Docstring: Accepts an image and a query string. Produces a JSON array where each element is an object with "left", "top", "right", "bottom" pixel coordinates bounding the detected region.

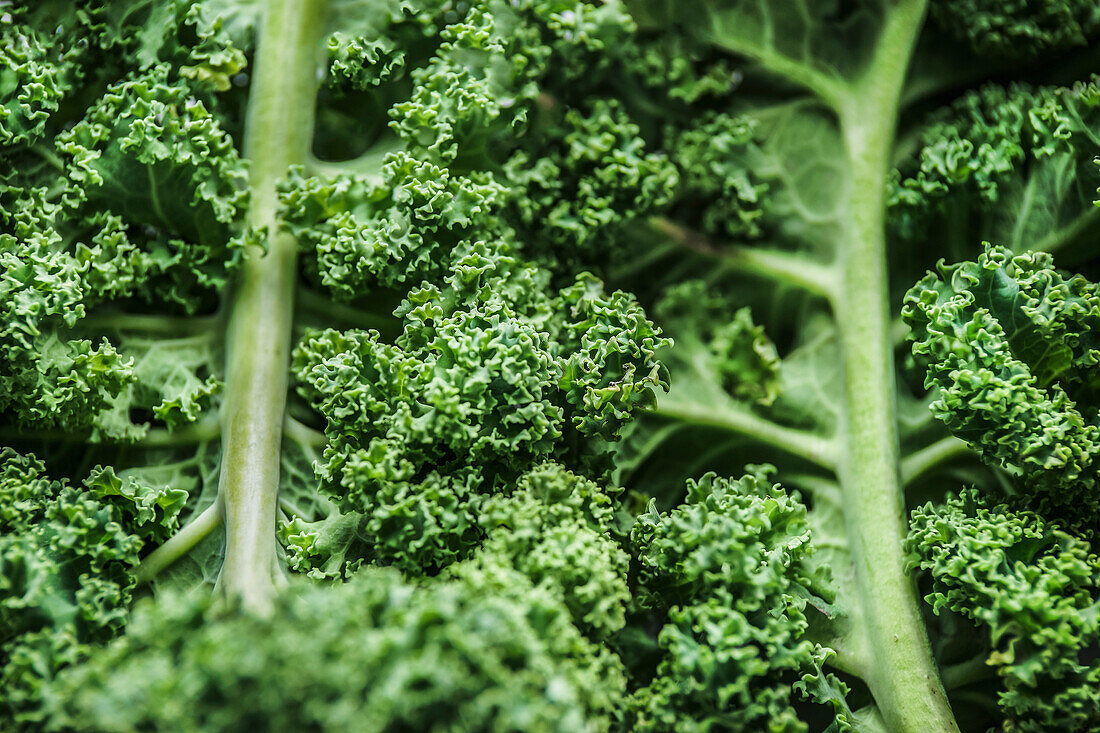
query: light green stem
[
  {"left": 832, "top": 1, "right": 958, "bottom": 730},
  {"left": 1034, "top": 205, "right": 1100, "bottom": 256},
  {"left": 216, "top": 0, "right": 327, "bottom": 614},
  {"left": 709, "top": 32, "right": 847, "bottom": 110},
  {"left": 79, "top": 312, "right": 220, "bottom": 336},
  {"left": 283, "top": 415, "right": 326, "bottom": 449},
  {"left": 650, "top": 217, "right": 839, "bottom": 298},
  {"left": 135, "top": 501, "right": 223, "bottom": 585},
  {"left": 653, "top": 399, "right": 836, "bottom": 470},
  {"left": 901, "top": 434, "right": 971, "bottom": 485}
]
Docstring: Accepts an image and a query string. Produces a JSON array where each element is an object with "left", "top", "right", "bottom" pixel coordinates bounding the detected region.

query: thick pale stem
[
  {"left": 832, "top": 1, "right": 959, "bottom": 730},
  {"left": 216, "top": 0, "right": 327, "bottom": 614}
]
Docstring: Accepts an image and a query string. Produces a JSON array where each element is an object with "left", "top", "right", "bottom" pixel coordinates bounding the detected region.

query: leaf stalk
[
  {"left": 830, "top": 1, "right": 959, "bottom": 730},
  {"left": 215, "top": 0, "right": 328, "bottom": 615}
]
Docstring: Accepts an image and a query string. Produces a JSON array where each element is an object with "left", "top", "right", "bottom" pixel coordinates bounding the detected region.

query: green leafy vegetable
[
  {"left": 908, "top": 490, "right": 1100, "bottom": 731},
  {"left": 48, "top": 567, "right": 621, "bottom": 732},
  {"left": 928, "top": 0, "right": 1100, "bottom": 56},
  {"left": 627, "top": 468, "right": 848, "bottom": 732},
  {"left": 0, "top": 448, "right": 183, "bottom": 724},
  {"left": 904, "top": 245, "right": 1100, "bottom": 525},
  {"left": 3, "top": 0, "right": 1100, "bottom": 731}
]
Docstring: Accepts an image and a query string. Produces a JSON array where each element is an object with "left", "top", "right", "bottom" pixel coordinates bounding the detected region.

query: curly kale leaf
[
  {"left": 626, "top": 467, "right": 847, "bottom": 732},
  {"left": 0, "top": 447, "right": 184, "bottom": 726},
  {"left": 278, "top": 156, "right": 508, "bottom": 297},
  {"left": 654, "top": 282, "right": 786, "bottom": 409},
  {"left": 0, "top": 20, "right": 70, "bottom": 147},
  {"left": 57, "top": 65, "right": 250, "bottom": 305},
  {"left": 904, "top": 245, "right": 1100, "bottom": 522},
  {"left": 664, "top": 111, "right": 768, "bottom": 242},
  {"left": 1, "top": 46, "right": 247, "bottom": 436},
  {"left": 908, "top": 490, "right": 1100, "bottom": 731},
  {"left": 47, "top": 566, "right": 623, "bottom": 732},
  {"left": 466, "top": 462, "right": 630, "bottom": 640},
  {"left": 890, "top": 78, "right": 1100, "bottom": 255},
  {"left": 287, "top": 0, "right": 678, "bottom": 289},
  {"left": 929, "top": 0, "right": 1100, "bottom": 56},
  {"left": 6, "top": 0, "right": 248, "bottom": 91},
  {"left": 503, "top": 99, "right": 678, "bottom": 269},
  {"left": 290, "top": 242, "right": 668, "bottom": 575}
]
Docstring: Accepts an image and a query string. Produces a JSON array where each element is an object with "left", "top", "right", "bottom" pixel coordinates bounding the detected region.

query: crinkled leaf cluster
[
  {"left": 289, "top": 242, "right": 669, "bottom": 575},
  {"left": 280, "top": 0, "right": 680, "bottom": 292},
  {"left": 904, "top": 245, "right": 1100, "bottom": 524},
  {"left": 929, "top": 0, "right": 1100, "bottom": 56},
  {"left": 626, "top": 467, "right": 847, "bottom": 732},
  {"left": 890, "top": 78, "right": 1100, "bottom": 248},
  {"left": 465, "top": 462, "right": 631, "bottom": 641},
  {"left": 1, "top": 8, "right": 250, "bottom": 439},
  {"left": 0, "top": 447, "right": 183, "bottom": 725},
  {"left": 664, "top": 111, "right": 768, "bottom": 242},
  {"left": 908, "top": 490, "right": 1100, "bottom": 731},
  {"left": 47, "top": 565, "right": 622, "bottom": 732}
]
